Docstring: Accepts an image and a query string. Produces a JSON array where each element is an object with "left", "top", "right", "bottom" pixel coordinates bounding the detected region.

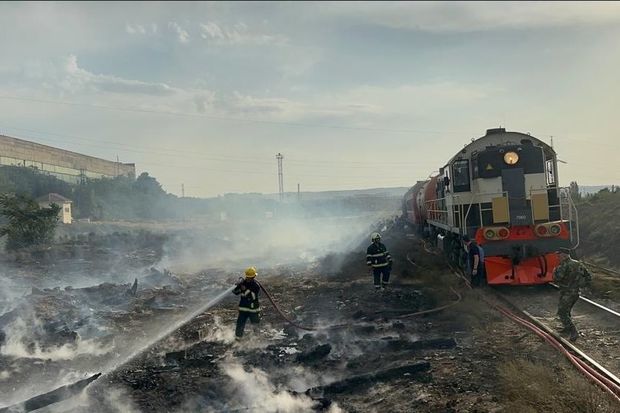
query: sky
[{"left": 0, "top": 1, "right": 619, "bottom": 198}]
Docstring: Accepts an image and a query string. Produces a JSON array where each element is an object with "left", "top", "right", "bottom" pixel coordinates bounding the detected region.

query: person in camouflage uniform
[{"left": 553, "top": 248, "right": 592, "bottom": 342}]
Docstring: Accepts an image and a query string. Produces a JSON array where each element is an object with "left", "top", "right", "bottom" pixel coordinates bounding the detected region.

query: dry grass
[
  {"left": 591, "top": 272, "right": 620, "bottom": 301},
  {"left": 498, "top": 359, "right": 620, "bottom": 413}
]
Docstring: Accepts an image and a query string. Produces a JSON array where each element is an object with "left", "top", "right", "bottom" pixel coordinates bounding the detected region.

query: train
[{"left": 403, "top": 128, "right": 579, "bottom": 285}]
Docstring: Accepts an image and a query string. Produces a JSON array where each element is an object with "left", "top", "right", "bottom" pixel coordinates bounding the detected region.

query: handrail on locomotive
[{"left": 424, "top": 187, "right": 579, "bottom": 249}]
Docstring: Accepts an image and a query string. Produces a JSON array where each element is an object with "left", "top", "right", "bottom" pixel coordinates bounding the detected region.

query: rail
[
  {"left": 560, "top": 187, "right": 580, "bottom": 249},
  {"left": 421, "top": 240, "right": 620, "bottom": 402},
  {"left": 548, "top": 282, "right": 620, "bottom": 319}
]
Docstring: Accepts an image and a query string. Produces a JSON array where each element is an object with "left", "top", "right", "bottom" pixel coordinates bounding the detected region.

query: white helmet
[{"left": 371, "top": 232, "right": 381, "bottom": 242}]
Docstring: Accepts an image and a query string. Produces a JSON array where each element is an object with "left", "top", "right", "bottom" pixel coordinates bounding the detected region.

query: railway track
[
  {"left": 419, "top": 239, "right": 620, "bottom": 403},
  {"left": 494, "top": 283, "right": 620, "bottom": 391}
]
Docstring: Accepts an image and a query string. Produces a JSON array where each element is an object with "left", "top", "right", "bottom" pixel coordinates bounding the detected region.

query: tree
[
  {"left": 0, "top": 193, "right": 60, "bottom": 251},
  {"left": 134, "top": 172, "right": 164, "bottom": 196},
  {"left": 569, "top": 181, "right": 580, "bottom": 200}
]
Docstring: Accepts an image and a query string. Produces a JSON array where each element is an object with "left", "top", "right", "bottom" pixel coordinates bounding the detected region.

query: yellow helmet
[{"left": 244, "top": 267, "right": 258, "bottom": 278}]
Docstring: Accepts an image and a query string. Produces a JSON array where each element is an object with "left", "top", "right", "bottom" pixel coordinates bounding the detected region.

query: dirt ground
[
  {"left": 1, "top": 224, "right": 619, "bottom": 412},
  {"left": 70, "top": 227, "right": 620, "bottom": 412}
]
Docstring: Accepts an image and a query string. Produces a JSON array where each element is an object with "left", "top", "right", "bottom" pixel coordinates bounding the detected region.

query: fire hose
[
  {"left": 254, "top": 260, "right": 462, "bottom": 331},
  {"left": 436, "top": 251, "right": 620, "bottom": 404},
  {"left": 418, "top": 238, "right": 620, "bottom": 402},
  {"left": 256, "top": 281, "right": 317, "bottom": 331}
]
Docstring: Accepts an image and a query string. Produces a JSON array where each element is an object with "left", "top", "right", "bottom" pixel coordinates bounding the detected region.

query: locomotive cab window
[
  {"left": 452, "top": 159, "right": 471, "bottom": 192},
  {"left": 545, "top": 159, "right": 555, "bottom": 185}
]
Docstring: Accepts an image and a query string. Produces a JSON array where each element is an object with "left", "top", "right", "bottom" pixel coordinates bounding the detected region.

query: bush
[{"left": 0, "top": 193, "right": 60, "bottom": 251}]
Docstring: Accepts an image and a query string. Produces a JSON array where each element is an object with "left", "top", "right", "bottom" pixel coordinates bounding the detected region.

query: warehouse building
[{"left": 0, "top": 134, "right": 135, "bottom": 184}]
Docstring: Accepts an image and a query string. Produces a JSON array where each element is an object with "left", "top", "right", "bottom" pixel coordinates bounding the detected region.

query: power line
[
  {"left": 0, "top": 124, "right": 442, "bottom": 167},
  {"left": 0, "top": 94, "right": 459, "bottom": 135}
]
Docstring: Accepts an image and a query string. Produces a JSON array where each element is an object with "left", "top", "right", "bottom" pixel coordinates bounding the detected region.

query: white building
[{"left": 36, "top": 193, "right": 72, "bottom": 224}]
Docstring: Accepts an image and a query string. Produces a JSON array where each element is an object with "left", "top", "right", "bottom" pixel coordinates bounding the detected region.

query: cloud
[
  {"left": 214, "top": 81, "right": 493, "bottom": 123},
  {"left": 168, "top": 21, "right": 190, "bottom": 43},
  {"left": 320, "top": 1, "right": 620, "bottom": 32},
  {"left": 193, "top": 93, "right": 216, "bottom": 113},
  {"left": 126, "top": 23, "right": 157, "bottom": 35},
  {"left": 125, "top": 23, "right": 146, "bottom": 35},
  {"left": 199, "top": 21, "right": 287, "bottom": 45},
  {"left": 61, "top": 55, "right": 177, "bottom": 96},
  {"left": 333, "top": 81, "right": 496, "bottom": 116}
]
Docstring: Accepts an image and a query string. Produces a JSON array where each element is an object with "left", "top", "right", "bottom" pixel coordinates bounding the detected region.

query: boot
[{"left": 569, "top": 327, "right": 579, "bottom": 342}]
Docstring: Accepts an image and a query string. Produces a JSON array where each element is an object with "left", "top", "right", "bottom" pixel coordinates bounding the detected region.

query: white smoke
[
  {"left": 0, "top": 316, "right": 112, "bottom": 361},
  {"left": 0, "top": 273, "right": 29, "bottom": 314},
  {"left": 44, "top": 386, "right": 142, "bottom": 413},
  {"left": 156, "top": 215, "right": 376, "bottom": 274},
  {"left": 222, "top": 360, "right": 344, "bottom": 413},
  {"left": 197, "top": 315, "right": 236, "bottom": 344}
]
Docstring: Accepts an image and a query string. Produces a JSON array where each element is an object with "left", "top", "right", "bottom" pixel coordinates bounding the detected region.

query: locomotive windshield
[
  {"left": 476, "top": 146, "right": 544, "bottom": 179},
  {"left": 452, "top": 159, "right": 471, "bottom": 192}
]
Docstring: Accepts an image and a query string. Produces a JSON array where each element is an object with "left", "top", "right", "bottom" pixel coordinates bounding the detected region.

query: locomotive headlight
[{"left": 504, "top": 151, "right": 519, "bottom": 165}]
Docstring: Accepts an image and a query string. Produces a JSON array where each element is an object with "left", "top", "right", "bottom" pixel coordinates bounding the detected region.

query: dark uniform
[
  {"left": 232, "top": 279, "right": 261, "bottom": 338},
  {"left": 553, "top": 257, "right": 592, "bottom": 341},
  {"left": 467, "top": 241, "right": 483, "bottom": 287},
  {"left": 366, "top": 241, "right": 393, "bottom": 289}
]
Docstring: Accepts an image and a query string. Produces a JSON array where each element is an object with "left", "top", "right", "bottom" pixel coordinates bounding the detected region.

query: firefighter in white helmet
[
  {"left": 232, "top": 266, "right": 261, "bottom": 339},
  {"left": 366, "top": 232, "right": 393, "bottom": 291}
]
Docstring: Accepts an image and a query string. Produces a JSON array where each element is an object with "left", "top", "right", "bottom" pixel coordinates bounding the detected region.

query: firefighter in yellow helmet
[{"left": 232, "top": 266, "right": 261, "bottom": 339}]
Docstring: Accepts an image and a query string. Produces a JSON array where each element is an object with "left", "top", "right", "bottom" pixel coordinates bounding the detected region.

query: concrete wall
[{"left": 0, "top": 134, "right": 135, "bottom": 181}]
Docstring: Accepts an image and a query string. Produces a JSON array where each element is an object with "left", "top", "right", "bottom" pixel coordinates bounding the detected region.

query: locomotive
[{"left": 403, "top": 128, "right": 579, "bottom": 285}]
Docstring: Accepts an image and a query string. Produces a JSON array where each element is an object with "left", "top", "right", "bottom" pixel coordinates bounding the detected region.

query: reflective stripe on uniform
[
  {"left": 368, "top": 253, "right": 387, "bottom": 257},
  {"left": 239, "top": 307, "right": 260, "bottom": 312},
  {"left": 372, "top": 262, "right": 389, "bottom": 268}
]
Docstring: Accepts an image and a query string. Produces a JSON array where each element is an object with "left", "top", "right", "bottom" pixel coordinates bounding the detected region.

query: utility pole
[
  {"left": 276, "top": 153, "right": 284, "bottom": 202},
  {"left": 181, "top": 183, "right": 185, "bottom": 198},
  {"left": 297, "top": 183, "right": 300, "bottom": 202},
  {"left": 116, "top": 155, "right": 120, "bottom": 177}
]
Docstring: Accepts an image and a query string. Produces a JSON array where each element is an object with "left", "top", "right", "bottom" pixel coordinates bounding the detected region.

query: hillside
[{"left": 576, "top": 189, "right": 620, "bottom": 268}]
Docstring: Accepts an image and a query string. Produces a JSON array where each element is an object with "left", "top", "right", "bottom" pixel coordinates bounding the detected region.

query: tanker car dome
[{"left": 486, "top": 127, "right": 506, "bottom": 135}]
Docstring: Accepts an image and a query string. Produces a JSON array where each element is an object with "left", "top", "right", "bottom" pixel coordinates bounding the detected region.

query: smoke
[
  {"left": 197, "top": 315, "right": 236, "bottom": 344},
  {"left": 0, "top": 204, "right": 392, "bottom": 410},
  {"left": 285, "top": 365, "right": 334, "bottom": 393},
  {"left": 1, "top": 316, "right": 112, "bottom": 360},
  {"left": 0, "top": 273, "right": 29, "bottom": 315},
  {"left": 157, "top": 215, "right": 377, "bottom": 274},
  {"left": 43, "top": 386, "right": 141, "bottom": 413},
  {"left": 221, "top": 360, "right": 338, "bottom": 413}
]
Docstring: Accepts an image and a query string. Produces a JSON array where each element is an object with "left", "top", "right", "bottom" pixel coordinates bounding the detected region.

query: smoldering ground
[{"left": 0, "top": 209, "right": 390, "bottom": 411}]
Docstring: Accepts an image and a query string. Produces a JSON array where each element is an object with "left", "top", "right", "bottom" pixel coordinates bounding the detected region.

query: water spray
[{"left": 0, "top": 286, "right": 235, "bottom": 412}]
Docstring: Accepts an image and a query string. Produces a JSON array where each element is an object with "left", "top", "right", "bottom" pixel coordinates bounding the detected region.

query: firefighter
[
  {"left": 366, "top": 232, "right": 393, "bottom": 290},
  {"left": 232, "top": 266, "right": 261, "bottom": 340},
  {"left": 463, "top": 235, "right": 483, "bottom": 287},
  {"left": 554, "top": 248, "right": 592, "bottom": 342}
]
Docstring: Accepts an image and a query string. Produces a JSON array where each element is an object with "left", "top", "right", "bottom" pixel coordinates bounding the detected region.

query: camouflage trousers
[{"left": 557, "top": 290, "right": 579, "bottom": 332}]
